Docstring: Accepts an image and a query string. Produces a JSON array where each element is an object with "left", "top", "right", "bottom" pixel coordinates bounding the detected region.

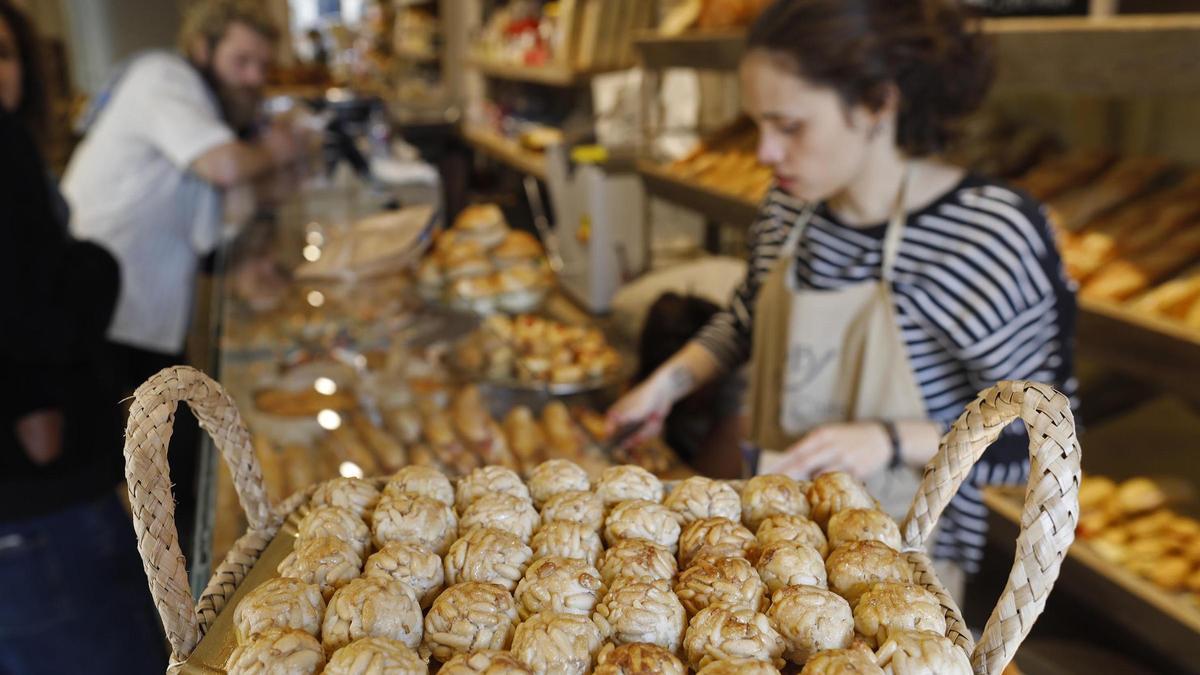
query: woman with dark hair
[
  {"left": 609, "top": 0, "right": 1075, "bottom": 588},
  {"left": 0, "top": 2, "right": 166, "bottom": 671}
]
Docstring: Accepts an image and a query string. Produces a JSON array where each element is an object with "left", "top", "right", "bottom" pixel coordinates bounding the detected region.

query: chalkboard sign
[{"left": 962, "top": 0, "right": 1089, "bottom": 15}]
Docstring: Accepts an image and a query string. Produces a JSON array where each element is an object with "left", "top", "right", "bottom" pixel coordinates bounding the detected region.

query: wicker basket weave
[{"left": 123, "top": 366, "right": 1080, "bottom": 674}]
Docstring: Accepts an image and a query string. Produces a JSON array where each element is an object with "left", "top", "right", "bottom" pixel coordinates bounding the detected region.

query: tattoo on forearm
[{"left": 666, "top": 365, "right": 695, "bottom": 399}]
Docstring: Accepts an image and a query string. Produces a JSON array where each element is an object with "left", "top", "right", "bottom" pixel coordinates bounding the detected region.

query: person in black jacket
[{"left": 0, "top": 3, "right": 166, "bottom": 672}]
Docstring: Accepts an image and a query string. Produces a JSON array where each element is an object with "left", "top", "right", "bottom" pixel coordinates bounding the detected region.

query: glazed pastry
[
  {"left": 597, "top": 538, "right": 678, "bottom": 587},
  {"left": 439, "top": 650, "right": 531, "bottom": 675},
  {"left": 740, "top": 475, "right": 810, "bottom": 531},
  {"left": 514, "top": 556, "right": 604, "bottom": 620},
  {"left": 1115, "top": 477, "right": 1167, "bottom": 516},
  {"left": 459, "top": 493, "right": 540, "bottom": 543},
  {"left": 675, "top": 556, "right": 767, "bottom": 617},
  {"left": 808, "top": 472, "right": 877, "bottom": 526},
  {"left": 853, "top": 583, "right": 946, "bottom": 649},
  {"left": 372, "top": 492, "right": 458, "bottom": 555},
  {"left": 363, "top": 542, "right": 444, "bottom": 609},
  {"left": 527, "top": 459, "right": 590, "bottom": 508},
  {"left": 511, "top": 612, "right": 604, "bottom": 675},
  {"left": 767, "top": 585, "right": 854, "bottom": 666},
  {"left": 604, "top": 500, "right": 683, "bottom": 552},
  {"left": 421, "top": 582, "right": 519, "bottom": 662},
  {"left": 683, "top": 605, "right": 786, "bottom": 670},
  {"left": 678, "top": 517, "right": 757, "bottom": 568},
  {"left": 826, "top": 541, "right": 913, "bottom": 606},
  {"left": 277, "top": 536, "right": 362, "bottom": 600},
  {"left": 755, "top": 514, "right": 828, "bottom": 557},
  {"left": 596, "top": 465, "right": 665, "bottom": 508},
  {"left": 225, "top": 628, "right": 325, "bottom": 675},
  {"left": 530, "top": 521, "right": 604, "bottom": 567},
  {"left": 874, "top": 629, "right": 971, "bottom": 675},
  {"left": 798, "top": 647, "right": 883, "bottom": 675},
  {"left": 664, "top": 476, "right": 742, "bottom": 526},
  {"left": 233, "top": 577, "right": 324, "bottom": 644},
  {"left": 311, "top": 477, "right": 381, "bottom": 524},
  {"left": 540, "top": 490, "right": 605, "bottom": 533},
  {"left": 384, "top": 465, "right": 454, "bottom": 506},
  {"left": 321, "top": 577, "right": 423, "bottom": 652},
  {"left": 826, "top": 509, "right": 903, "bottom": 552},
  {"left": 756, "top": 541, "right": 827, "bottom": 594},
  {"left": 297, "top": 505, "right": 371, "bottom": 559},
  {"left": 1077, "top": 475, "right": 1117, "bottom": 513},
  {"left": 503, "top": 406, "right": 547, "bottom": 469},
  {"left": 594, "top": 642, "right": 685, "bottom": 675},
  {"left": 695, "top": 659, "right": 781, "bottom": 675},
  {"left": 593, "top": 578, "right": 687, "bottom": 652},
  {"left": 324, "top": 636, "right": 427, "bottom": 675},
  {"left": 456, "top": 465, "right": 531, "bottom": 513},
  {"left": 443, "top": 527, "right": 534, "bottom": 592}
]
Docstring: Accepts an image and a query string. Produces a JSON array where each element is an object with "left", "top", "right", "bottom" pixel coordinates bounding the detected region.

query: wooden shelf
[
  {"left": 636, "top": 159, "right": 760, "bottom": 226},
  {"left": 461, "top": 123, "right": 547, "bottom": 179},
  {"left": 633, "top": 30, "right": 745, "bottom": 70},
  {"left": 986, "top": 487, "right": 1200, "bottom": 673},
  {"left": 467, "top": 55, "right": 632, "bottom": 86},
  {"left": 396, "top": 46, "right": 440, "bottom": 64}
]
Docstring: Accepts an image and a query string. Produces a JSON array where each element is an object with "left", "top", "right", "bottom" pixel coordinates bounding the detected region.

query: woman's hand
[
  {"left": 773, "top": 422, "right": 890, "bottom": 481},
  {"left": 15, "top": 408, "right": 64, "bottom": 466},
  {"left": 605, "top": 374, "right": 678, "bottom": 450}
]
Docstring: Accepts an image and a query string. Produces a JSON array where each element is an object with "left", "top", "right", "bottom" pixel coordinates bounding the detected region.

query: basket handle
[
  {"left": 900, "top": 380, "right": 1081, "bottom": 675},
  {"left": 123, "top": 366, "right": 277, "bottom": 663}
]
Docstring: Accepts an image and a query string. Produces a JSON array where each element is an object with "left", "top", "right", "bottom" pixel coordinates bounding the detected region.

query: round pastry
[
  {"left": 766, "top": 585, "right": 854, "bottom": 665},
  {"left": 756, "top": 542, "right": 827, "bottom": 594},
  {"left": 675, "top": 556, "right": 767, "bottom": 616},
  {"left": 493, "top": 230, "right": 544, "bottom": 267},
  {"left": 325, "top": 636, "right": 427, "bottom": 675},
  {"left": 678, "top": 517, "right": 757, "bottom": 568},
  {"left": 798, "top": 648, "right": 883, "bottom": 675},
  {"left": 459, "top": 493, "right": 541, "bottom": 543},
  {"left": 225, "top": 628, "right": 325, "bottom": 675},
  {"left": 511, "top": 612, "right": 604, "bottom": 675},
  {"left": 853, "top": 583, "right": 946, "bottom": 649},
  {"left": 497, "top": 266, "right": 549, "bottom": 313},
  {"left": 825, "top": 541, "right": 913, "bottom": 606},
  {"left": 807, "top": 472, "right": 877, "bottom": 527},
  {"left": 875, "top": 629, "right": 971, "bottom": 675},
  {"left": 594, "top": 643, "right": 685, "bottom": 675},
  {"left": 440, "top": 650, "right": 531, "bottom": 675},
  {"left": 417, "top": 256, "right": 443, "bottom": 292},
  {"left": 683, "top": 605, "right": 786, "bottom": 670},
  {"left": 664, "top": 477, "right": 742, "bottom": 526},
  {"left": 456, "top": 466, "right": 531, "bottom": 513},
  {"left": 444, "top": 527, "right": 534, "bottom": 592},
  {"left": 421, "top": 582, "right": 519, "bottom": 662},
  {"left": 741, "top": 475, "right": 811, "bottom": 531},
  {"left": 827, "top": 509, "right": 903, "bottom": 551},
  {"left": 595, "top": 465, "right": 665, "bottom": 508},
  {"left": 385, "top": 466, "right": 454, "bottom": 506},
  {"left": 755, "top": 514, "right": 829, "bottom": 557},
  {"left": 322, "top": 577, "right": 423, "bottom": 653},
  {"left": 1115, "top": 477, "right": 1168, "bottom": 516},
  {"left": 311, "top": 477, "right": 381, "bottom": 524},
  {"left": 234, "top": 577, "right": 324, "bottom": 644},
  {"left": 451, "top": 275, "right": 501, "bottom": 314},
  {"left": 593, "top": 578, "right": 686, "bottom": 652},
  {"left": 540, "top": 490, "right": 605, "bottom": 532},
  {"left": 277, "top": 536, "right": 362, "bottom": 600},
  {"left": 695, "top": 659, "right": 781, "bottom": 675},
  {"left": 514, "top": 556, "right": 604, "bottom": 620},
  {"left": 297, "top": 505, "right": 371, "bottom": 559},
  {"left": 604, "top": 500, "right": 682, "bottom": 552},
  {"left": 531, "top": 521, "right": 604, "bottom": 567},
  {"left": 440, "top": 238, "right": 489, "bottom": 270},
  {"left": 372, "top": 492, "right": 458, "bottom": 555},
  {"left": 1078, "top": 475, "right": 1117, "bottom": 513},
  {"left": 454, "top": 204, "right": 508, "bottom": 249},
  {"left": 363, "top": 542, "right": 444, "bottom": 609},
  {"left": 597, "top": 538, "right": 678, "bottom": 587},
  {"left": 527, "top": 459, "right": 590, "bottom": 508}
]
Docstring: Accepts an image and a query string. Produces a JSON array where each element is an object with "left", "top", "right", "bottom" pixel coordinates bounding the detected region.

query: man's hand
[{"left": 15, "top": 409, "right": 64, "bottom": 466}]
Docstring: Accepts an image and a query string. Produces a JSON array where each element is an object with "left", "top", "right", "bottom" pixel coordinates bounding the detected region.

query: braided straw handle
[
  {"left": 123, "top": 366, "right": 278, "bottom": 664},
  {"left": 899, "top": 380, "right": 1081, "bottom": 675}
]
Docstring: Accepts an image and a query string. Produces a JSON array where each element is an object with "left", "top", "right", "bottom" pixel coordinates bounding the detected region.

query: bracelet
[{"left": 881, "top": 421, "right": 903, "bottom": 470}]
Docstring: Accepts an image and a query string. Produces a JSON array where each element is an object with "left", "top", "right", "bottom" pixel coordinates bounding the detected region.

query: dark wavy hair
[
  {"left": 0, "top": 0, "right": 46, "bottom": 142},
  {"left": 746, "top": 0, "right": 994, "bottom": 156}
]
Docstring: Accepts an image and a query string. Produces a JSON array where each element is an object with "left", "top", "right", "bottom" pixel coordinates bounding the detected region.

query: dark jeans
[{"left": 0, "top": 494, "right": 167, "bottom": 674}]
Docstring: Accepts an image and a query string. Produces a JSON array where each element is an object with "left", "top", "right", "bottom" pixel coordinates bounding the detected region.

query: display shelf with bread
[
  {"left": 127, "top": 369, "right": 1079, "bottom": 675},
  {"left": 461, "top": 122, "right": 550, "bottom": 179}
]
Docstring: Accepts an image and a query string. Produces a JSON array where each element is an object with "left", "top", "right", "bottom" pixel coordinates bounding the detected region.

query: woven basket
[{"left": 123, "top": 366, "right": 1080, "bottom": 674}]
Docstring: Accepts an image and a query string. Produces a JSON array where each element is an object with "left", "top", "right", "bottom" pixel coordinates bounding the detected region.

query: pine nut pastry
[
  {"left": 421, "top": 582, "right": 519, "bottom": 662},
  {"left": 444, "top": 527, "right": 534, "bottom": 592},
  {"left": 510, "top": 612, "right": 604, "bottom": 675},
  {"left": 604, "top": 500, "right": 683, "bottom": 552},
  {"left": 675, "top": 556, "right": 767, "bottom": 616},
  {"left": 826, "top": 509, "right": 902, "bottom": 552},
  {"left": 807, "top": 472, "right": 877, "bottom": 527},
  {"left": 664, "top": 476, "right": 742, "bottom": 526},
  {"left": 798, "top": 647, "right": 883, "bottom": 674},
  {"left": 439, "top": 650, "right": 531, "bottom": 675},
  {"left": 678, "top": 517, "right": 757, "bottom": 569},
  {"left": 755, "top": 542, "right": 827, "bottom": 594},
  {"left": 596, "top": 465, "right": 665, "bottom": 508},
  {"left": 593, "top": 578, "right": 687, "bottom": 652},
  {"left": 593, "top": 643, "right": 685, "bottom": 675},
  {"left": 755, "top": 515, "right": 828, "bottom": 557},
  {"left": 597, "top": 538, "right": 678, "bottom": 587},
  {"left": 456, "top": 466, "right": 532, "bottom": 513},
  {"left": 233, "top": 577, "right": 325, "bottom": 644},
  {"left": 459, "top": 493, "right": 541, "bottom": 543},
  {"left": 766, "top": 585, "right": 854, "bottom": 666},
  {"left": 740, "top": 475, "right": 810, "bottom": 531},
  {"left": 324, "top": 636, "right": 427, "bottom": 675},
  {"left": 385, "top": 465, "right": 455, "bottom": 506},
  {"left": 321, "top": 577, "right": 423, "bottom": 653},
  {"left": 363, "top": 542, "right": 445, "bottom": 609},
  {"left": 695, "top": 658, "right": 781, "bottom": 675},
  {"left": 825, "top": 542, "right": 913, "bottom": 606},
  {"left": 311, "top": 477, "right": 381, "bottom": 524},
  {"left": 373, "top": 492, "right": 458, "bottom": 555},
  {"left": 514, "top": 556, "right": 604, "bottom": 620},
  {"left": 682, "top": 604, "right": 786, "bottom": 670},
  {"left": 540, "top": 490, "right": 605, "bottom": 533},
  {"left": 531, "top": 521, "right": 604, "bottom": 567},
  {"left": 874, "top": 629, "right": 971, "bottom": 675},
  {"left": 297, "top": 505, "right": 371, "bottom": 559},
  {"left": 277, "top": 536, "right": 362, "bottom": 600},
  {"left": 527, "top": 459, "right": 590, "bottom": 508},
  {"left": 225, "top": 628, "right": 325, "bottom": 675},
  {"left": 852, "top": 583, "right": 946, "bottom": 649}
]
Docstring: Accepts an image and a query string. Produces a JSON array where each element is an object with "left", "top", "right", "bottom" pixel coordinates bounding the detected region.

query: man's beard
[{"left": 197, "top": 64, "right": 262, "bottom": 138}]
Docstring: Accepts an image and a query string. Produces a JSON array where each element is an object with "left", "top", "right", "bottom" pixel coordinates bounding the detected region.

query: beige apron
[{"left": 749, "top": 175, "right": 926, "bottom": 520}]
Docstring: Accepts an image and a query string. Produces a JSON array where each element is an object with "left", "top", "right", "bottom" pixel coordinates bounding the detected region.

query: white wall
[{"left": 60, "top": 0, "right": 182, "bottom": 93}]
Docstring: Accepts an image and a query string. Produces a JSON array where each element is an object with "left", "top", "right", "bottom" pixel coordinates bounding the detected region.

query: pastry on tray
[
  {"left": 527, "top": 459, "right": 590, "bottom": 508},
  {"left": 383, "top": 465, "right": 454, "bottom": 507},
  {"left": 808, "top": 472, "right": 878, "bottom": 527},
  {"left": 439, "top": 650, "right": 531, "bottom": 675},
  {"left": 675, "top": 556, "right": 767, "bottom": 617},
  {"left": 225, "top": 628, "right": 325, "bottom": 675},
  {"left": 826, "top": 508, "right": 903, "bottom": 551},
  {"left": 767, "top": 585, "right": 854, "bottom": 666},
  {"left": 683, "top": 604, "right": 786, "bottom": 670},
  {"left": 362, "top": 542, "right": 444, "bottom": 609},
  {"left": 297, "top": 505, "right": 371, "bottom": 558},
  {"left": 594, "top": 642, "right": 685, "bottom": 675},
  {"left": 740, "top": 474, "right": 811, "bottom": 531},
  {"left": 530, "top": 520, "right": 604, "bottom": 567},
  {"left": 514, "top": 556, "right": 604, "bottom": 620},
  {"left": 459, "top": 493, "right": 541, "bottom": 544},
  {"left": 678, "top": 517, "right": 757, "bottom": 569},
  {"left": 825, "top": 541, "right": 914, "bottom": 606},
  {"left": 233, "top": 577, "right": 325, "bottom": 644},
  {"left": 310, "top": 477, "right": 381, "bottom": 524},
  {"left": 756, "top": 514, "right": 829, "bottom": 557},
  {"left": 604, "top": 499, "right": 683, "bottom": 553},
  {"left": 853, "top": 582, "right": 947, "bottom": 649},
  {"left": 277, "top": 536, "right": 362, "bottom": 600},
  {"left": 321, "top": 577, "right": 423, "bottom": 652},
  {"left": 443, "top": 526, "right": 534, "bottom": 592},
  {"left": 756, "top": 541, "right": 827, "bottom": 594},
  {"left": 695, "top": 659, "right": 781, "bottom": 675},
  {"left": 324, "top": 636, "right": 427, "bottom": 675},
  {"left": 372, "top": 492, "right": 458, "bottom": 555},
  {"left": 874, "top": 629, "right": 972, "bottom": 675},
  {"left": 540, "top": 489, "right": 606, "bottom": 533},
  {"left": 665, "top": 476, "right": 742, "bottom": 526},
  {"left": 421, "top": 582, "right": 519, "bottom": 662},
  {"left": 510, "top": 612, "right": 605, "bottom": 675},
  {"left": 598, "top": 538, "right": 678, "bottom": 587},
  {"left": 593, "top": 578, "right": 687, "bottom": 652},
  {"left": 595, "top": 465, "right": 665, "bottom": 508}
]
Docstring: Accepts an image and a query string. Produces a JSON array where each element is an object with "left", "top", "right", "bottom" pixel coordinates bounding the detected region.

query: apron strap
[{"left": 880, "top": 166, "right": 913, "bottom": 282}]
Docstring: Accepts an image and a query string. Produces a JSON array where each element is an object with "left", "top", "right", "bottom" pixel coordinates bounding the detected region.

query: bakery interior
[{"left": 4, "top": 0, "right": 1200, "bottom": 674}]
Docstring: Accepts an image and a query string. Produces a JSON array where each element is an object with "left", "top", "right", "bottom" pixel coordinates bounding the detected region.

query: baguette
[
  {"left": 1080, "top": 226, "right": 1200, "bottom": 302},
  {"left": 1048, "top": 157, "right": 1173, "bottom": 233},
  {"left": 1013, "top": 149, "right": 1114, "bottom": 201},
  {"left": 350, "top": 413, "right": 407, "bottom": 473},
  {"left": 1129, "top": 265, "right": 1200, "bottom": 319}
]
